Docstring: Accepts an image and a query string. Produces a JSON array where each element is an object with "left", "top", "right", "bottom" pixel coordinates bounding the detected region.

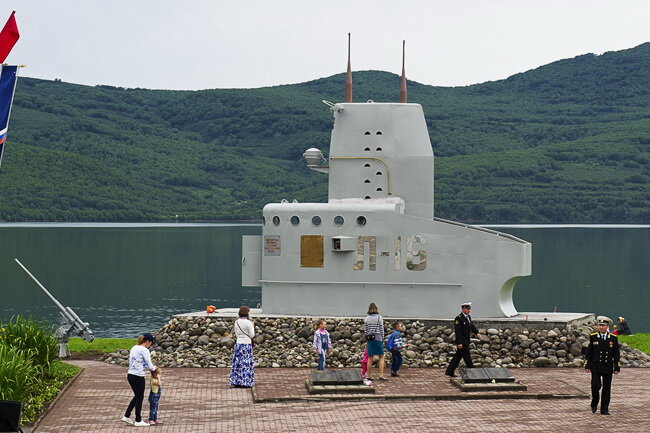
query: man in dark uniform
[
  {"left": 445, "top": 302, "right": 482, "bottom": 377},
  {"left": 585, "top": 316, "right": 620, "bottom": 415}
]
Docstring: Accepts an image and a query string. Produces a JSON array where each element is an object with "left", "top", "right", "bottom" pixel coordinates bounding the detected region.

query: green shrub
[
  {"left": 0, "top": 316, "right": 58, "bottom": 372},
  {"left": 19, "top": 361, "right": 81, "bottom": 424},
  {"left": 0, "top": 344, "right": 38, "bottom": 403}
]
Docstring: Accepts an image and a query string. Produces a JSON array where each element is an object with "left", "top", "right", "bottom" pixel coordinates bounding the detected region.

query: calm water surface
[{"left": 1, "top": 223, "right": 648, "bottom": 336}]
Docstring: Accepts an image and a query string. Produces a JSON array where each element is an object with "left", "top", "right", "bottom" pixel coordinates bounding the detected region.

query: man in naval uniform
[
  {"left": 445, "top": 302, "right": 482, "bottom": 377},
  {"left": 584, "top": 316, "right": 620, "bottom": 415}
]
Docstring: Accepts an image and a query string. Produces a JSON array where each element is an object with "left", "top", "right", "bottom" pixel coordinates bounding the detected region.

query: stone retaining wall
[{"left": 102, "top": 315, "right": 650, "bottom": 369}]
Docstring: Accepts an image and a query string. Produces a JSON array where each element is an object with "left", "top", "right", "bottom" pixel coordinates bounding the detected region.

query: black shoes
[
  {"left": 592, "top": 405, "right": 610, "bottom": 415},
  {"left": 445, "top": 372, "right": 456, "bottom": 378}
]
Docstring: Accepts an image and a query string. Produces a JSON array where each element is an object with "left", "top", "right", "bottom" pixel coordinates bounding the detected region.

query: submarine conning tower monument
[{"left": 242, "top": 37, "right": 531, "bottom": 319}]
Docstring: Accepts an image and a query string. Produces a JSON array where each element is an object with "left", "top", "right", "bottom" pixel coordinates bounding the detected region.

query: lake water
[{"left": 1, "top": 223, "right": 648, "bottom": 336}]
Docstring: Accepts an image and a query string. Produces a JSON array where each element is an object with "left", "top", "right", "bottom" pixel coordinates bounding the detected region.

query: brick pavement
[{"left": 31, "top": 361, "right": 649, "bottom": 433}]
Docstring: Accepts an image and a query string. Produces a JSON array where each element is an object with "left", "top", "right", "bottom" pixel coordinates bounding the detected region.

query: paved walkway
[{"left": 31, "top": 361, "right": 649, "bottom": 433}]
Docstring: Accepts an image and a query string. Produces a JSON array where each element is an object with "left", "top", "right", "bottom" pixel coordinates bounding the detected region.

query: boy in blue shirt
[{"left": 386, "top": 322, "right": 404, "bottom": 377}]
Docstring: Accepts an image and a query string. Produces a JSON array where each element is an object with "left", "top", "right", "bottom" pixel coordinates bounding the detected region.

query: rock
[
  {"left": 219, "top": 337, "right": 235, "bottom": 348},
  {"left": 533, "top": 357, "right": 551, "bottom": 367},
  {"left": 197, "top": 335, "right": 210, "bottom": 345},
  {"left": 487, "top": 328, "right": 499, "bottom": 336},
  {"left": 569, "top": 342, "right": 583, "bottom": 357},
  {"left": 296, "top": 326, "right": 312, "bottom": 339},
  {"left": 548, "top": 330, "right": 558, "bottom": 338}
]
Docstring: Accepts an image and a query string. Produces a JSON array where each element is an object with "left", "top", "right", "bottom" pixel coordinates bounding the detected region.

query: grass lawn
[
  {"left": 619, "top": 333, "right": 650, "bottom": 354},
  {"left": 68, "top": 337, "right": 135, "bottom": 355}
]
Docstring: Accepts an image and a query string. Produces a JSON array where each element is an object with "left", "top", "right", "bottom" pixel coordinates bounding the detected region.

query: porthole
[
  {"left": 364, "top": 147, "right": 371, "bottom": 151},
  {"left": 364, "top": 179, "right": 371, "bottom": 183},
  {"left": 376, "top": 147, "right": 382, "bottom": 151},
  {"left": 273, "top": 216, "right": 280, "bottom": 226},
  {"left": 364, "top": 163, "right": 371, "bottom": 168},
  {"left": 364, "top": 131, "right": 371, "bottom": 135},
  {"left": 334, "top": 215, "right": 344, "bottom": 226},
  {"left": 376, "top": 131, "right": 383, "bottom": 135},
  {"left": 364, "top": 196, "right": 371, "bottom": 199},
  {"left": 262, "top": 216, "right": 266, "bottom": 225},
  {"left": 356, "top": 216, "right": 367, "bottom": 226},
  {"left": 290, "top": 216, "right": 300, "bottom": 226},
  {"left": 376, "top": 187, "right": 383, "bottom": 192},
  {"left": 312, "top": 216, "right": 322, "bottom": 226},
  {"left": 376, "top": 171, "right": 383, "bottom": 176}
]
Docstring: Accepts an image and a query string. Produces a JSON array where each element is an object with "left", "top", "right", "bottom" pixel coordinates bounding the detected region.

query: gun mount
[{"left": 15, "top": 258, "right": 94, "bottom": 358}]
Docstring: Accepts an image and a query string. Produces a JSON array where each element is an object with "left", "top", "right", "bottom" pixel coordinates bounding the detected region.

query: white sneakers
[{"left": 122, "top": 417, "right": 149, "bottom": 427}]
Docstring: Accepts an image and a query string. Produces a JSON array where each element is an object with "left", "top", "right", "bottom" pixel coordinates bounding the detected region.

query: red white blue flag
[
  {"left": 0, "top": 65, "right": 18, "bottom": 167},
  {"left": 0, "top": 11, "right": 20, "bottom": 63}
]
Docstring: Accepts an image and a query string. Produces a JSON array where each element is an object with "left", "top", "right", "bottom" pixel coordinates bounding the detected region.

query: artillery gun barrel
[{"left": 14, "top": 258, "right": 76, "bottom": 323}]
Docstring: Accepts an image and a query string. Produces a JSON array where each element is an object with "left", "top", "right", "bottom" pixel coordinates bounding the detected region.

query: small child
[
  {"left": 147, "top": 368, "right": 162, "bottom": 425},
  {"left": 386, "top": 322, "right": 404, "bottom": 377},
  {"left": 361, "top": 347, "right": 369, "bottom": 377},
  {"left": 313, "top": 319, "right": 333, "bottom": 370}
]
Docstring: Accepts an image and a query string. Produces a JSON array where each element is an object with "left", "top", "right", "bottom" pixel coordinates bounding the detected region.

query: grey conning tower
[{"left": 242, "top": 37, "right": 531, "bottom": 319}]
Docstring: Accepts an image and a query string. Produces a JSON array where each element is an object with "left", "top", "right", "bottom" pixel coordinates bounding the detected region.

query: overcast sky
[{"left": 3, "top": 1, "right": 650, "bottom": 91}]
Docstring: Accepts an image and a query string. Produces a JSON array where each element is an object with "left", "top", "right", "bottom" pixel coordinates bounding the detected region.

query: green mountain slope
[{"left": 0, "top": 43, "right": 649, "bottom": 222}]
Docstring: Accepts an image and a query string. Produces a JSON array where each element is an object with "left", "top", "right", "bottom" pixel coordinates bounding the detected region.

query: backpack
[{"left": 386, "top": 331, "right": 397, "bottom": 351}]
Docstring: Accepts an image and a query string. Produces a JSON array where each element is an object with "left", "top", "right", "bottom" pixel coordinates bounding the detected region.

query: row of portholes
[
  {"left": 266, "top": 215, "right": 367, "bottom": 227},
  {"left": 364, "top": 131, "right": 383, "bottom": 135},
  {"left": 364, "top": 147, "right": 382, "bottom": 151}
]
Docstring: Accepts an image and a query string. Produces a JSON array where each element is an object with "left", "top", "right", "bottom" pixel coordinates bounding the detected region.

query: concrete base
[
  {"left": 449, "top": 378, "right": 528, "bottom": 392},
  {"left": 176, "top": 309, "right": 595, "bottom": 331},
  {"left": 305, "top": 380, "right": 375, "bottom": 394}
]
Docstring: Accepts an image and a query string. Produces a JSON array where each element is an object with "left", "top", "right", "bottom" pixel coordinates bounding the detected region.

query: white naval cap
[
  {"left": 597, "top": 316, "right": 612, "bottom": 325},
  {"left": 460, "top": 302, "right": 472, "bottom": 308}
]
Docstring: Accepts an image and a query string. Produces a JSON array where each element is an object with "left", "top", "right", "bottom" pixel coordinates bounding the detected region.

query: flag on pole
[
  {"left": 0, "top": 65, "right": 19, "bottom": 167},
  {"left": 0, "top": 11, "right": 19, "bottom": 63}
]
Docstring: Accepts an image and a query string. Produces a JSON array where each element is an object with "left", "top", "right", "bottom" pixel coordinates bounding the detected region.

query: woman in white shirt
[
  {"left": 122, "top": 333, "right": 157, "bottom": 427},
  {"left": 229, "top": 305, "right": 255, "bottom": 387}
]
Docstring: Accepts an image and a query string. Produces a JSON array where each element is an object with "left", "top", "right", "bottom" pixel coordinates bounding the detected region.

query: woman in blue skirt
[
  {"left": 230, "top": 305, "right": 255, "bottom": 387},
  {"left": 364, "top": 302, "right": 388, "bottom": 381}
]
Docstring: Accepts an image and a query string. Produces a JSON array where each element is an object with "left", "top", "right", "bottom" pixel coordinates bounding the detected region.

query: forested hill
[{"left": 0, "top": 43, "right": 649, "bottom": 222}]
